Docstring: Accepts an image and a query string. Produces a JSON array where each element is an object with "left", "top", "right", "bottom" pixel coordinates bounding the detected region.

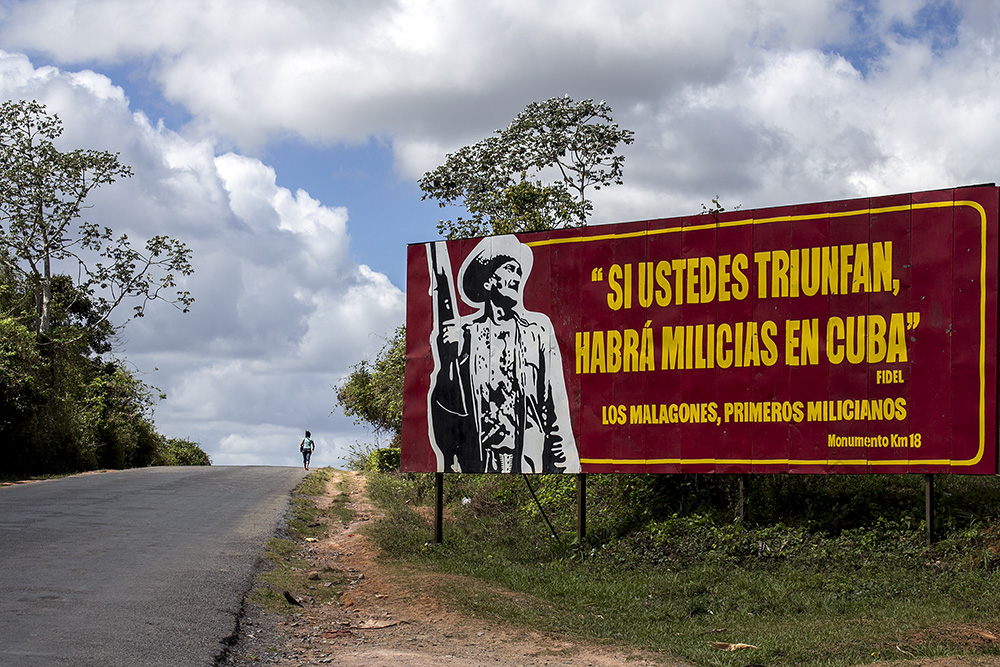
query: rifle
[
  {"left": 428, "top": 242, "right": 457, "bottom": 343},
  {"left": 426, "top": 242, "right": 476, "bottom": 471}
]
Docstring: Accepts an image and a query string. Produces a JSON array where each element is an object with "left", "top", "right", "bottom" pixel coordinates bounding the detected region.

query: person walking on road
[{"left": 299, "top": 431, "right": 315, "bottom": 470}]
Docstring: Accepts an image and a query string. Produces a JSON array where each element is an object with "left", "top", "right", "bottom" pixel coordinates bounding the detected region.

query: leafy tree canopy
[
  {"left": 0, "top": 101, "right": 199, "bottom": 477},
  {"left": 419, "top": 95, "right": 635, "bottom": 239},
  {"left": 0, "top": 99, "right": 193, "bottom": 339},
  {"left": 155, "top": 438, "right": 212, "bottom": 466},
  {"left": 339, "top": 97, "right": 634, "bottom": 448},
  {"left": 335, "top": 326, "right": 405, "bottom": 446}
]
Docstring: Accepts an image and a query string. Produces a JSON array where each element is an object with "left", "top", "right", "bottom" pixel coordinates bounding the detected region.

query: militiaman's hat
[{"left": 458, "top": 235, "right": 534, "bottom": 304}]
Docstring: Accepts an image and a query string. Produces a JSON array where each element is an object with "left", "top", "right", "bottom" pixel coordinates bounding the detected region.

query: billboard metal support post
[
  {"left": 577, "top": 474, "right": 587, "bottom": 545},
  {"left": 434, "top": 472, "right": 444, "bottom": 544},
  {"left": 925, "top": 474, "right": 935, "bottom": 546},
  {"left": 737, "top": 475, "right": 748, "bottom": 524}
]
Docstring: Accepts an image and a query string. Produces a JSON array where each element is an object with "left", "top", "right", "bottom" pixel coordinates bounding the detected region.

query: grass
[
  {"left": 249, "top": 467, "right": 351, "bottom": 612},
  {"left": 295, "top": 467, "right": 336, "bottom": 496},
  {"left": 362, "top": 471, "right": 1000, "bottom": 666},
  {"left": 251, "top": 536, "right": 347, "bottom": 610}
]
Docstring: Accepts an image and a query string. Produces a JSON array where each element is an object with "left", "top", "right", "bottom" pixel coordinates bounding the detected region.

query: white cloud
[
  {"left": 3, "top": 1, "right": 1000, "bottom": 465},
  {"left": 591, "top": 9, "right": 1000, "bottom": 219},
  {"left": 0, "top": 52, "right": 403, "bottom": 468},
  {"left": 0, "top": 0, "right": 849, "bottom": 152}
]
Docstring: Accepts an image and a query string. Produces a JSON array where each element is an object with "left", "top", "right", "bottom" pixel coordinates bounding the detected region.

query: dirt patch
[
  {"left": 863, "top": 659, "right": 1000, "bottom": 667},
  {"left": 858, "top": 624, "right": 1000, "bottom": 667},
  {"left": 851, "top": 624, "right": 1000, "bottom": 667},
  {"left": 224, "top": 470, "right": 679, "bottom": 666},
  {"left": 909, "top": 625, "right": 1000, "bottom": 651}
]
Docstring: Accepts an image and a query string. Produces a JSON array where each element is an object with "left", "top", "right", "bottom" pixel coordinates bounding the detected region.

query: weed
[
  {"left": 362, "top": 471, "right": 1000, "bottom": 666},
  {"left": 251, "top": 537, "right": 347, "bottom": 612},
  {"left": 249, "top": 469, "right": 349, "bottom": 612},
  {"left": 295, "top": 467, "right": 334, "bottom": 496}
]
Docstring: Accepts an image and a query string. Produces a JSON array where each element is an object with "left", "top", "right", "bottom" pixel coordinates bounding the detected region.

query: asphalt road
[{"left": 0, "top": 465, "right": 307, "bottom": 667}]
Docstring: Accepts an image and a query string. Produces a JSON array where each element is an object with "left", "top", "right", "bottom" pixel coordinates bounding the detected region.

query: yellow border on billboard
[{"left": 528, "top": 200, "right": 991, "bottom": 470}]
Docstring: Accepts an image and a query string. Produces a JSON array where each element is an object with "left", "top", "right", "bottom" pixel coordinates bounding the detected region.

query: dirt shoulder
[
  {"left": 225, "top": 470, "right": 678, "bottom": 667},
  {"left": 224, "top": 471, "right": 1000, "bottom": 667}
]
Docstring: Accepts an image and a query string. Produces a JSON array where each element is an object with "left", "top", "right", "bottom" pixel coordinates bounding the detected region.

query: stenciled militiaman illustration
[{"left": 425, "top": 235, "right": 581, "bottom": 474}]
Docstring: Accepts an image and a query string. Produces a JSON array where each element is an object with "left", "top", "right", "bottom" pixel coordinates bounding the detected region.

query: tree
[
  {"left": 338, "top": 97, "right": 633, "bottom": 455},
  {"left": 0, "top": 100, "right": 193, "bottom": 339},
  {"left": 83, "top": 360, "right": 165, "bottom": 469},
  {"left": 0, "top": 101, "right": 197, "bottom": 477},
  {"left": 419, "top": 95, "right": 634, "bottom": 239},
  {"left": 0, "top": 316, "right": 43, "bottom": 455},
  {"left": 0, "top": 266, "right": 186, "bottom": 476},
  {"left": 154, "top": 438, "right": 212, "bottom": 466},
  {"left": 335, "top": 326, "right": 405, "bottom": 447}
]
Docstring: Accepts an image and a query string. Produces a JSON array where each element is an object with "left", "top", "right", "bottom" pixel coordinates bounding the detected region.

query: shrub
[
  {"left": 368, "top": 447, "right": 400, "bottom": 472},
  {"left": 154, "top": 438, "right": 211, "bottom": 466}
]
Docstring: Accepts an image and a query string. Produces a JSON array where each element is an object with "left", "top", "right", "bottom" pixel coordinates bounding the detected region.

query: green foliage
[
  {"left": 342, "top": 441, "right": 377, "bottom": 471},
  {"left": 700, "top": 195, "right": 741, "bottom": 216},
  {"left": 250, "top": 470, "right": 352, "bottom": 612},
  {"left": 0, "top": 99, "right": 193, "bottom": 337},
  {"left": 294, "top": 466, "right": 334, "bottom": 497},
  {"left": 252, "top": 538, "right": 346, "bottom": 612},
  {"left": 342, "top": 97, "right": 633, "bottom": 465},
  {"left": 367, "top": 447, "right": 401, "bottom": 472},
  {"left": 153, "top": 438, "right": 211, "bottom": 466},
  {"left": 365, "top": 469, "right": 435, "bottom": 508},
  {"left": 363, "top": 471, "right": 442, "bottom": 557},
  {"left": 82, "top": 361, "right": 160, "bottom": 469},
  {"left": 363, "top": 471, "right": 1000, "bottom": 666},
  {"left": 419, "top": 95, "right": 634, "bottom": 239},
  {"left": 0, "top": 100, "right": 195, "bottom": 477},
  {"left": 1, "top": 350, "right": 171, "bottom": 475},
  {"left": 0, "top": 316, "right": 42, "bottom": 427},
  {"left": 742, "top": 473, "right": 927, "bottom": 531},
  {"left": 334, "top": 325, "right": 405, "bottom": 444}
]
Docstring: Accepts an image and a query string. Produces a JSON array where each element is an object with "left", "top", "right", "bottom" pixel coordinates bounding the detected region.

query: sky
[{"left": 1, "top": 0, "right": 999, "bottom": 468}]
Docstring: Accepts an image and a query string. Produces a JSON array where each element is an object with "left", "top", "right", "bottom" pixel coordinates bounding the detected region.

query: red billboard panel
[{"left": 403, "top": 186, "right": 999, "bottom": 475}]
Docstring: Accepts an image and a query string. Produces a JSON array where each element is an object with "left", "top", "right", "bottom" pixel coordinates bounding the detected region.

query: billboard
[{"left": 403, "top": 186, "right": 999, "bottom": 475}]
